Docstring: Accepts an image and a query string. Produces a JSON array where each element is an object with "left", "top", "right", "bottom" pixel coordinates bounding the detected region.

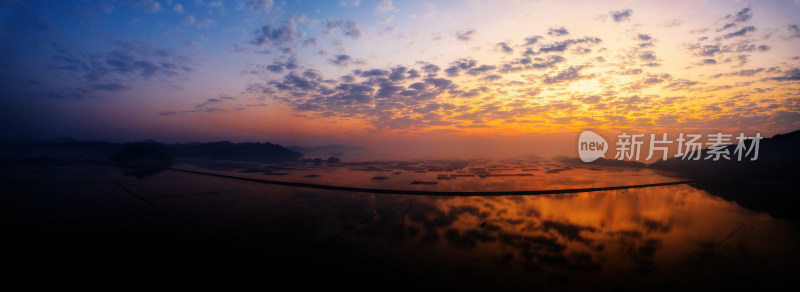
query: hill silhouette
[
  {"left": 109, "top": 144, "right": 173, "bottom": 178},
  {"left": 0, "top": 139, "right": 302, "bottom": 164},
  {"left": 648, "top": 129, "right": 800, "bottom": 180},
  {"left": 648, "top": 129, "right": 800, "bottom": 222}
]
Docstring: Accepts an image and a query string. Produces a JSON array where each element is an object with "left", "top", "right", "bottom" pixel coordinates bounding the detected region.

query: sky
[{"left": 1, "top": 0, "right": 799, "bottom": 159}]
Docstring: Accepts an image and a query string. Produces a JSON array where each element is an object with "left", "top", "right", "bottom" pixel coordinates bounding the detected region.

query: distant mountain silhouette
[
  {"left": 554, "top": 156, "right": 646, "bottom": 168},
  {"left": 521, "top": 153, "right": 545, "bottom": 161},
  {"left": 109, "top": 144, "right": 173, "bottom": 167},
  {"left": 649, "top": 129, "right": 800, "bottom": 222},
  {"left": 648, "top": 130, "right": 800, "bottom": 180},
  {"left": 289, "top": 144, "right": 365, "bottom": 158},
  {"left": 300, "top": 157, "right": 342, "bottom": 165},
  {"left": 109, "top": 144, "right": 173, "bottom": 178},
  {"left": 0, "top": 139, "right": 302, "bottom": 163},
  {"left": 172, "top": 141, "right": 301, "bottom": 162}
]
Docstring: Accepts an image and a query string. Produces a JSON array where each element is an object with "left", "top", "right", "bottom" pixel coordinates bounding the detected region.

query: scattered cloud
[
  {"left": 339, "top": 0, "right": 361, "bottom": 7},
  {"left": 456, "top": 29, "right": 476, "bottom": 41},
  {"left": 524, "top": 36, "right": 542, "bottom": 46},
  {"left": 610, "top": 9, "right": 633, "bottom": 22},
  {"left": 329, "top": 54, "right": 352, "bottom": 66},
  {"left": 133, "top": 0, "right": 161, "bottom": 13},
  {"left": 496, "top": 42, "right": 513, "bottom": 53},
  {"left": 322, "top": 19, "right": 362, "bottom": 39},
  {"left": 423, "top": 3, "right": 438, "bottom": 19},
  {"left": 543, "top": 66, "right": 589, "bottom": 84},
  {"left": 252, "top": 19, "right": 296, "bottom": 46},
  {"left": 548, "top": 27, "right": 569, "bottom": 36},
  {"left": 723, "top": 26, "right": 755, "bottom": 39},
  {"left": 244, "top": 0, "right": 273, "bottom": 12},
  {"left": 719, "top": 7, "right": 752, "bottom": 31},
  {"left": 375, "top": 0, "right": 396, "bottom": 13}
]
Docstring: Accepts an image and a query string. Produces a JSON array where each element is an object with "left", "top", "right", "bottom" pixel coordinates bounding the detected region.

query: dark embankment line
[{"left": 168, "top": 167, "right": 703, "bottom": 196}]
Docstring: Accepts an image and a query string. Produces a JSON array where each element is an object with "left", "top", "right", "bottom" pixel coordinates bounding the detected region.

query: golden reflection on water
[
  {"left": 328, "top": 185, "right": 798, "bottom": 289},
  {"left": 133, "top": 162, "right": 799, "bottom": 288}
]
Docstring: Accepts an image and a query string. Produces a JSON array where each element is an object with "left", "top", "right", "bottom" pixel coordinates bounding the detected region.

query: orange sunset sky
[{"left": 1, "top": 0, "right": 798, "bottom": 159}]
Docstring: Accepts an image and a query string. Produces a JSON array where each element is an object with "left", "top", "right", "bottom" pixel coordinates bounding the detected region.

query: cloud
[
  {"left": 444, "top": 58, "right": 477, "bottom": 76},
  {"left": 359, "top": 69, "right": 390, "bottom": 78},
  {"left": 329, "top": 54, "right": 351, "bottom": 66},
  {"left": 727, "top": 7, "right": 752, "bottom": 23},
  {"left": 769, "top": 110, "right": 800, "bottom": 125},
  {"left": 528, "top": 55, "right": 565, "bottom": 69},
  {"left": 688, "top": 44, "right": 721, "bottom": 57},
  {"left": 466, "top": 65, "right": 496, "bottom": 76},
  {"left": 531, "top": 37, "right": 602, "bottom": 55},
  {"left": 375, "top": 0, "right": 396, "bottom": 13},
  {"left": 423, "top": 3, "right": 438, "bottom": 19},
  {"left": 46, "top": 40, "right": 194, "bottom": 87},
  {"left": 543, "top": 66, "right": 588, "bottom": 84},
  {"left": 104, "top": 51, "right": 165, "bottom": 77},
  {"left": 719, "top": 23, "right": 736, "bottom": 31},
  {"left": 660, "top": 19, "right": 682, "bottom": 27},
  {"left": 196, "top": 96, "right": 234, "bottom": 109},
  {"left": 388, "top": 66, "right": 416, "bottom": 81},
  {"left": 247, "top": 60, "right": 471, "bottom": 129},
  {"left": 159, "top": 95, "right": 268, "bottom": 116},
  {"left": 610, "top": 9, "right": 633, "bottom": 22},
  {"left": 620, "top": 68, "right": 642, "bottom": 75},
  {"left": 133, "top": 0, "right": 161, "bottom": 13},
  {"left": 193, "top": 17, "right": 215, "bottom": 29},
  {"left": 229, "top": 44, "right": 249, "bottom": 53},
  {"left": 548, "top": 27, "right": 569, "bottom": 36},
  {"left": 524, "top": 36, "right": 542, "bottom": 46},
  {"left": 233, "top": 6, "right": 793, "bottom": 133},
  {"left": 686, "top": 35, "right": 770, "bottom": 67},
  {"left": 272, "top": 70, "right": 322, "bottom": 91},
  {"left": 252, "top": 19, "right": 296, "bottom": 46},
  {"left": 643, "top": 73, "right": 670, "bottom": 84},
  {"left": 788, "top": 24, "right": 800, "bottom": 39},
  {"left": 496, "top": 42, "right": 513, "bottom": 53},
  {"left": 713, "top": 68, "right": 764, "bottom": 78},
  {"left": 173, "top": 4, "right": 183, "bottom": 13},
  {"left": 456, "top": 29, "right": 476, "bottom": 41},
  {"left": 322, "top": 20, "right": 362, "bottom": 39},
  {"left": 639, "top": 51, "right": 657, "bottom": 61},
  {"left": 339, "top": 0, "right": 361, "bottom": 7},
  {"left": 250, "top": 57, "right": 299, "bottom": 74},
  {"left": 719, "top": 8, "right": 753, "bottom": 32},
  {"left": 420, "top": 63, "right": 441, "bottom": 76},
  {"left": 723, "top": 26, "right": 755, "bottom": 39},
  {"left": 91, "top": 83, "right": 128, "bottom": 91},
  {"left": 245, "top": 0, "right": 273, "bottom": 11},
  {"left": 769, "top": 68, "right": 800, "bottom": 81}
]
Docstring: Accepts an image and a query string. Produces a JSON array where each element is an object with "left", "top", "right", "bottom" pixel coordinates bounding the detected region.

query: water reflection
[
  {"left": 3, "top": 163, "right": 798, "bottom": 289},
  {"left": 209, "top": 178, "right": 795, "bottom": 289}
]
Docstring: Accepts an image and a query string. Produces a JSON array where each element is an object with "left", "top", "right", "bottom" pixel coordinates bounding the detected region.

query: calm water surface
[{"left": 2, "top": 161, "right": 797, "bottom": 289}]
